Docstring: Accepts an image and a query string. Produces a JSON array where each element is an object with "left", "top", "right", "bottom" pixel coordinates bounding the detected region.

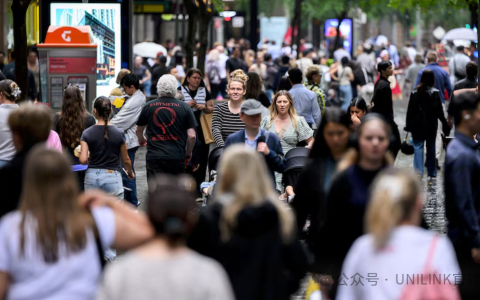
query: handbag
[
  {"left": 400, "top": 132, "right": 414, "bottom": 155},
  {"left": 398, "top": 236, "right": 461, "bottom": 300}
]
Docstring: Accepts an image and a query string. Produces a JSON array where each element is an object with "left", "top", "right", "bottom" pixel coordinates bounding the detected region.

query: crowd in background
[{"left": 0, "top": 34, "right": 479, "bottom": 300}]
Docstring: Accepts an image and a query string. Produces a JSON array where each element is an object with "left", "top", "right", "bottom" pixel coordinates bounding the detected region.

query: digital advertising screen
[
  {"left": 324, "top": 18, "right": 353, "bottom": 56},
  {"left": 50, "top": 3, "right": 121, "bottom": 96}
]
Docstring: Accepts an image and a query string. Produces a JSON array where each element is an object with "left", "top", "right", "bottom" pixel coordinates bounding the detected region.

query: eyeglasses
[{"left": 190, "top": 76, "right": 202, "bottom": 80}]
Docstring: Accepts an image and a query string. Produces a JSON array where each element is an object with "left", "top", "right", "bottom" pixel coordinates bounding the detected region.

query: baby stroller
[
  {"left": 202, "top": 146, "right": 223, "bottom": 206},
  {"left": 282, "top": 147, "right": 310, "bottom": 203}
]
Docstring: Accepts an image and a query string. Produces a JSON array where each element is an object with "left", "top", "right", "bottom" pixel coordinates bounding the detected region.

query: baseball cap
[{"left": 240, "top": 99, "right": 265, "bottom": 115}]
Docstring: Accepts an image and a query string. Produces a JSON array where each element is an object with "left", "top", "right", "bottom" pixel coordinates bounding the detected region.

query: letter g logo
[{"left": 61, "top": 31, "right": 72, "bottom": 42}]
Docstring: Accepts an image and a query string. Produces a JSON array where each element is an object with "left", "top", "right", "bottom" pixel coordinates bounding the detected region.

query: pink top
[{"left": 46, "top": 130, "right": 63, "bottom": 152}]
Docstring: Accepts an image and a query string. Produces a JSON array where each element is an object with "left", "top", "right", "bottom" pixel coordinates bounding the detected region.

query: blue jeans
[
  {"left": 413, "top": 136, "right": 436, "bottom": 177},
  {"left": 120, "top": 147, "right": 139, "bottom": 206},
  {"left": 340, "top": 84, "right": 353, "bottom": 111},
  {"left": 266, "top": 89, "right": 274, "bottom": 103},
  {"left": 0, "top": 160, "right": 9, "bottom": 168},
  {"left": 84, "top": 168, "right": 124, "bottom": 199},
  {"left": 143, "top": 79, "right": 151, "bottom": 97}
]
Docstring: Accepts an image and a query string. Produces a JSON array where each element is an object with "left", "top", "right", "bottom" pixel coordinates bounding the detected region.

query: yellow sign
[{"left": 134, "top": 4, "right": 165, "bottom": 13}]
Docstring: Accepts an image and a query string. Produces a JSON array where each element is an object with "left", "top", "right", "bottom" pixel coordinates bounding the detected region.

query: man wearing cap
[{"left": 225, "top": 99, "right": 286, "bottom": 186}]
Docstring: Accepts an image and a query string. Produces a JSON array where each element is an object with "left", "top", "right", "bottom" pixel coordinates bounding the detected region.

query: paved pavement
[{"left": 132, "top": 97, "right": 448, "bottom": 299}]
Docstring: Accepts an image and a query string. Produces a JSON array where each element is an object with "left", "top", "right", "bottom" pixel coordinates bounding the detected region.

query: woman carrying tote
[{"left": 337, "top": 168, "right": 460, "bottom": 300}]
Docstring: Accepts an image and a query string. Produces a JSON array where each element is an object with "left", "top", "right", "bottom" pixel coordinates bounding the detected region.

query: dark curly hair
[{"left": 59, "top": 86, "right": 86, "bottom": 148}]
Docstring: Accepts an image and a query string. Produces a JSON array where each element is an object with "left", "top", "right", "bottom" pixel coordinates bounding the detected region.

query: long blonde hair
[
  {"left": 20, "top": 147, "right": 91, "bottom": 262},
  {"left": 268, "top": 90, "right": 299, "bottom": 131},
  {"left": 337, "top": 115, "right": 394, "bottom": 173},
  {"left": 215, "top": 145, "right": 295, "bottom": 243},
  {"left": 366, "top": 168, "right": 421, "bottom": 248}
]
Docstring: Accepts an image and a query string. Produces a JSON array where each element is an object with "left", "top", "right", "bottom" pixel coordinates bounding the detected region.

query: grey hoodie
[{"left": 110, "top": 90, "right": 146, "bottom": 149}]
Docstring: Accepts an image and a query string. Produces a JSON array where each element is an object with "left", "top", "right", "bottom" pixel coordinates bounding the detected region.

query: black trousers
[
  {"left": 389, "top": 121, "right": 401, "bottom": 160},
  {"left": 75, "top": 170, "right": 86, "bottom": 192},
  {"left": 453, "top": 240, "right": 480, "bottom": 300},
  {"left": 146, "top": 159, "right": 185, "bottom": 182},
  {"left": 187, "top": 111, "right": 209, "bottom": 195}
]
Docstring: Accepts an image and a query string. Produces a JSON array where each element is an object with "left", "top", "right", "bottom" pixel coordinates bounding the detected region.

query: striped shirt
[{"left": 212, "top": 102, "right": 245, "bottom": 147}]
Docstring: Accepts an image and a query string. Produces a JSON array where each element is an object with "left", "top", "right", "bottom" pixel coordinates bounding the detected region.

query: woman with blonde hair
[
  {"left": 261, "top": 90, "right": 314, "bottom": 193},
  {"left": 337, "top": 168, "right": 460, "bottom": 299},
  {"left": 0, "top": 147, "right": 153, "bottom": 300},
  {"left": 211, "top": 70, "right": 248, "bottom": 147},
  {"left": 311, "top": 113, "right": 393, "bottom": 299},
  {"left": 188, "top": 145, "right": 309, "bottom": 300}
]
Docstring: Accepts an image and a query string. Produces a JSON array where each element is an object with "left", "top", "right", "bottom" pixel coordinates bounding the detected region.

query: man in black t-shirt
[
  {"left": 226, "top": 46, "right": 247, "bottom": 79},
  {"left": 136, "top": 75, "right": 197, "bottom": 180}
]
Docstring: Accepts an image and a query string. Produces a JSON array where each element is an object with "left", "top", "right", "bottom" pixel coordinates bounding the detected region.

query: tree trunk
[
  {"left": 196, "top": 0, "right": 212, "bottom": 73},
  {"left": 470, "top": 2, "right": 478, "bottom": 30},
  {"left": 12, "top": 0, "right": 31, "bottom": 102},
  {"left": 334, "top": 11, "right": 347, "bottom": 53},
  {"left": 184, "top": 0, "right": 197, "bottom": 69},
  {"left": 292, "top": 0, "right": 302, "bottom": 58},
  {"left": 250, "top": 0, "right": 258, "bottom": 51},
  {"left": 312, "top": 19, "right": 321, "bottom": 51}
]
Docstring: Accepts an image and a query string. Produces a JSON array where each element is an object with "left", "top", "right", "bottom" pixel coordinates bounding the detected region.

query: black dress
[
  {"left": 371, "top": 76, "right": 401, "bottom": 159},
  {"left": 188, "top": 201, "right": 309, "bottom": 300}
]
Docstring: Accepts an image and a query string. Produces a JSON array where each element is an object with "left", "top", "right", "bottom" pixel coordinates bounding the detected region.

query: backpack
[
  {"left": 398, "top": 236, "right": 461, "bottom": 300},
  {"left": 207, "top": 61, "right": 221, "bottom": 85}
]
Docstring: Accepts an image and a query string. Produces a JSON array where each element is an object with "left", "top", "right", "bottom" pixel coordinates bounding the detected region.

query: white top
[
  {"left": 96, "top": 249, "right": 235, "bottom": 300},
  {"left": 337, "top": 65, "right": 353, "bottom": 86},
  {"left": 336, "top": 226, "right": 460, "bottom": 300},
  {"left": 0, "top": 207, "right": 115, "bottom": 300},
  {"left": 0, "top": 104, "right": 19, "bottom": 161}
]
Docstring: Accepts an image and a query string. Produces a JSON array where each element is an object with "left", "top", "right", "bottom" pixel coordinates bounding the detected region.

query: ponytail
[
  {"left": 103, "top": 116, "right": 109, "bottom": 140},
  {"left": 366, "top": 189, "right": 402, "bottom": 248},
  {"left": 366, "top": 169, "right": 420, "bottom": 249},
  {"left": 93, "top": 96, "right": 112, "bottom": 140}
]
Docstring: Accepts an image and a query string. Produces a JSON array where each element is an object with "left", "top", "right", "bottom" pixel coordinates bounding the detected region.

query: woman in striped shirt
[{"left": 212, "top": 70, "right": 248, "bottom": 147}]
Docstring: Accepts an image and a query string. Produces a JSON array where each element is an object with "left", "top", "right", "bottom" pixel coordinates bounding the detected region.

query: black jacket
[
  {"left": 405, "top": 87, "right": 449, "bottom": 140},
  {"left": 454, "top": 77, "right": 477, "bottom": 91},
  {"left": 371, "top": 76, "right": 394, "bottom": 122},
  {"left": 0, "top": 150, "right": 28, "bottom": 218},
  {"left": 188, "top": 201, "right": 309, "bottom": 300}
]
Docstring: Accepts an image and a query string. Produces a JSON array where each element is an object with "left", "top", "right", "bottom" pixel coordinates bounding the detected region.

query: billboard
[
  {"left": 50, "top": 3, "right": 121, "bottom": 96},
  {"left": 324, "top": 18, "right": 353, "bottom": 56}
]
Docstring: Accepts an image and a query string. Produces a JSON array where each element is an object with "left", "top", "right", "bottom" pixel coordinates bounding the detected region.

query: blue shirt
[
  {"left": 415, "top": 62, "right": 453, "bottom": 103},
  {"left": 244, "top": 129, "right": 262, "bottom": 150},
  {"left": 445, "top": 132, "right": 480, "bottom": 248},
  {"left": 288, "top": 84, "right": 321, "bottom": 126}
]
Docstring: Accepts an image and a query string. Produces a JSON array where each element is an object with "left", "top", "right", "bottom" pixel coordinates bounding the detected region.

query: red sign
[{"left": 49, "top": 58, "right": 96, "bottom": 74}]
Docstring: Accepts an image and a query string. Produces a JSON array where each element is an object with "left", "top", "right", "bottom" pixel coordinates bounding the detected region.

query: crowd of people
[{"left": 0, "top": 35, "right": 479, "bottom": 300}]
